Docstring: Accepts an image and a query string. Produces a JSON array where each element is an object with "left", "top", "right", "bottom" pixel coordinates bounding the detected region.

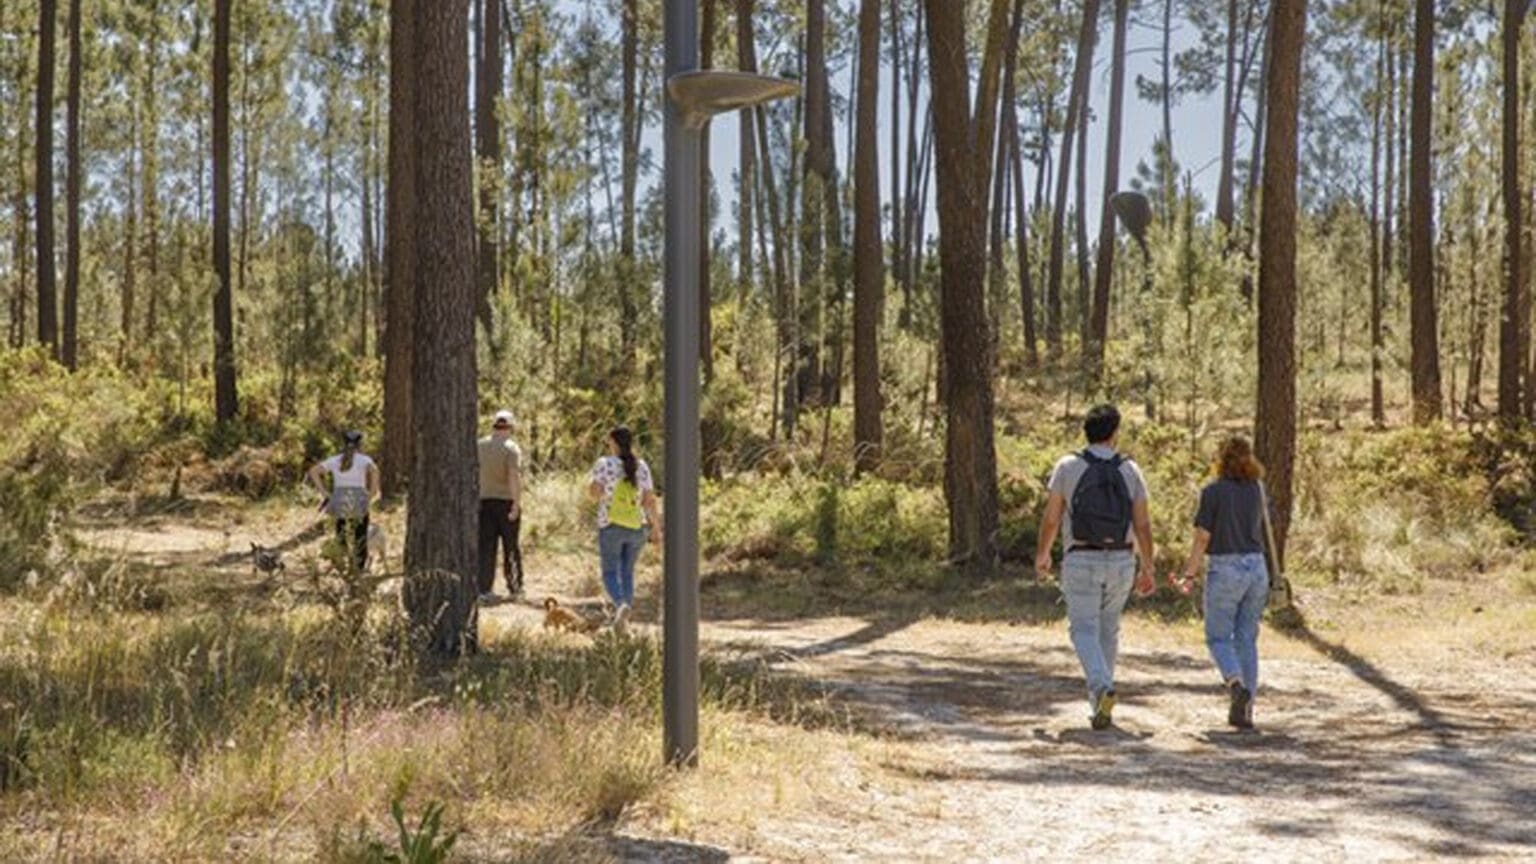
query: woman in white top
[
  {"left": 586, "top": 425, "right": 663, "bottom": 632},
  {"left": 307, "top": 429, "right": 379, "bottom": 573}
]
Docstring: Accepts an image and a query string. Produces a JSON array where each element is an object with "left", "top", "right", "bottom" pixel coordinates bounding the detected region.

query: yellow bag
[{"left": 608, "top": 478, "right": 644, "bottom": 529}]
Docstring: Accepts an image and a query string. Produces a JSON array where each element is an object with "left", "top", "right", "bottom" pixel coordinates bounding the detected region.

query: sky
[{"left": 662, "top": 6, "right": 1232, "bottom": 247}]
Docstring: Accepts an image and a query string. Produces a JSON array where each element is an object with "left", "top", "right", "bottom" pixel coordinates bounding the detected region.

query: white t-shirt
[
  {"left": 590, "top": 456, "right": 653, "bottom": 529},
  {"left": 321, "top": 453, "right": 375, "bottom": 489}
]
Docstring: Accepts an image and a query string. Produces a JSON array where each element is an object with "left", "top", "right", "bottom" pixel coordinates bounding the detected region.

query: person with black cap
[
  {"left": 476, "top": 409, "right": 525, "bottom": 602},
  {"left": 307, "top": 429, "right": 379, "bottom": 574}
]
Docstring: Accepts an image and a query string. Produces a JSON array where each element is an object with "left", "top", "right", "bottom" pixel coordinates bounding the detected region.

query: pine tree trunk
[
  {"left": 1240, "top": 11, "right": 1271, "bottom": 303},
  {"left": 1499, "top": 0, "right": 1526, "bottom": 424},
  {"left": 1090, "top": 0, "right": 1129, "bottom": 367},
  {"left": 62, "top": 0, "right": 81, "bottom": 370},
  {"left": 853, "top": 0, "right": 884, "bottom": 474},
  {"left": 900, "top": 9, "right": 925, "bottom": 328},
  {"left": 700, "top": 0, "right": 718, "bottom": 384},
  {"left": 801, "top": 4, "right": 828, "bottom": 408},
  {"left": 142, "top": 8, "right": 160, "bottom": 344},
  {"left": 1383, "top": 15, "right": 1396, "bottom": 313},
  {"left": 738, "top": 0, "right": 756, "bottom": 298},
  {"left": 922, "top": 0, "right": 1006, "bottom": 576},
  {"left": 35, "top": 0, "right": 58, "bottom": 356},
  {"left": 11, "top": 98, "right": 29, "bottom": 350},
  {"left": 476, "top": 0, "right": 502, "bottom": 338},
  {"left": 213, "top": 0, "right": 238, "bottom": 423},
  {"left": 382, "top": 0, "right": 417, "bottom": 498},
  {"left": 1074, "top": 94, "right": 1091, "bottom": 352},
  {"left": 1215, "top": 0, "right": 1239, "bottom": 233},
  {"left": 405, "top": 0, "right": 480, "bottom": 658},
  {"left": 1409, "top": 0, "right": 1442, "bottom": 424},
  {"left": 1008, "top": 68, "right": 1038, "bottom": 368},
  {"left": 1254, "top": 0, "right": 1307, "bottom": 566},
  {"left": 1370, "top": 21, "right": 1385, "bottom": 428},
  {"left": 619, "top": 0, "right": 639, "bottom": 362},
  {"left": 1159, "top": 0, "right": 1175, "bottom": 215},
  {"left": 1047, "top": 0, "right": 1099, "bottom": 357},
  {"left": 889, "top": 0, "right": 902, "bottom": 309},
  {"left": 121, "top": 109, "right": 137, "bottom": 360}
]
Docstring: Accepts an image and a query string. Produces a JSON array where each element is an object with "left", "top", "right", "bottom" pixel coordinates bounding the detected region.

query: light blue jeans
[
  {"left": 1061, "top": 550, "right": 1137, "bottom": 708},
  {"left": 1203, "top": 553, "right": 1269, "bottom": 694},
  {"left": 598, "top": 525, "right": 646, "bottom": 607}
]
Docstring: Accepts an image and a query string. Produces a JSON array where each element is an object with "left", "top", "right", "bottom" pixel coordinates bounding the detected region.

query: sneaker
[
  {"left": 1090, "top": 689, "right": 1116, "bottom": 730},
  {"left": 612, "top": 603, "right": 631, "bottom": 636},
  {"left": 479, "top": 592, "right": 498, "bottom": 605},
  {"left": 1228, "top": 681, "right": 1254, "bottom": 729}
]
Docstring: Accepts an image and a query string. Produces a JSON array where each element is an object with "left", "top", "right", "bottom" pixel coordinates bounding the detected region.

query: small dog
[
  {"left": 366, "top": 524, "right": 388, "bottom": 571},
  {"left": 250, "top": 543, "right": 285, "bottom": 575},
  {"left": 543, "top": 597, "right": 598, "bottom": 634}
]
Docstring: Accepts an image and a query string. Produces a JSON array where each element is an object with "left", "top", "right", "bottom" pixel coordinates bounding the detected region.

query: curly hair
[{"left": 1217, "top": 436, "right": 1265, "bottom": 482}]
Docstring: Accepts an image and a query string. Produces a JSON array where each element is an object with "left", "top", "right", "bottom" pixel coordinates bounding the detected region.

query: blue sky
[{"left": 671, "top": 7, "right": 1230, "bottom": 243}]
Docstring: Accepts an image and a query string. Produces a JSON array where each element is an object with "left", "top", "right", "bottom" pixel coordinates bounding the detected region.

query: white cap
[{"left": 493, "top": 409, "right": 515, "bottom": 426}]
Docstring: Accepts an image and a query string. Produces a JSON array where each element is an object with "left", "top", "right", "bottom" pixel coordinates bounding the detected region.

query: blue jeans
[
  {"left": 1061, "top": 550, "right": 1137, "bottom": 708},
  {"left": 598, "top": 525, "right": 646, "bottom": 607},
  {"left": 1204, "top": 553, "right": 1268, "bottom": 694}
]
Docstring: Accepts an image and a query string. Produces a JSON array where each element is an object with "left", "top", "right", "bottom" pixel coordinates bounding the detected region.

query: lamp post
[
  {"left": 663, "top": 0, "right": 797, "bottom": 768},
  {"left": 1110, "top": 190, "right": 1156, "bottom": 418},
  {"left": 1109, "top": 190, "right": 1152, "bottom": 263}
]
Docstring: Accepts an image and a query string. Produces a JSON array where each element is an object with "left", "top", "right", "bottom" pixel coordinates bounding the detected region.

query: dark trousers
[
  {"left": 334, "top": 516, "right": 369, "bottom": 574},
  {"left": 478, "top": 499, "right": 523, "bottom": 594}
]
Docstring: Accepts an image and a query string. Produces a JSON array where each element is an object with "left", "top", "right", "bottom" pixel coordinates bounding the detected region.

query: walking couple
[
  {"left": 477, "top": 411, "right": 663, "bottom": 632},
  {"left": 1036, "top": 405, "right": 1275, "bottom": 731}
]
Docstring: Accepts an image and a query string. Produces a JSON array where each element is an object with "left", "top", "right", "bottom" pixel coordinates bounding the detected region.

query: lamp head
[{"left": 667, "top": 71, "right": 800, "bottom": 130}]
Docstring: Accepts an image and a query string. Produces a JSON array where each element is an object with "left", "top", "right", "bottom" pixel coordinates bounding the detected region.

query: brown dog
[{"left": 542, "top": 597, "right": 598, "bottom": 634}]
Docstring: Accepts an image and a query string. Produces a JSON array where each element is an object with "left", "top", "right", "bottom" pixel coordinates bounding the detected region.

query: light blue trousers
[{"left": 1061, "top": 550, "right": 1137, "bottom": 709}]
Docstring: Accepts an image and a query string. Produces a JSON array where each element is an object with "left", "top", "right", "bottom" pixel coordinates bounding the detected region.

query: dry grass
[{"left": 0, "top": 571, "right": 861, "bottom": 862}]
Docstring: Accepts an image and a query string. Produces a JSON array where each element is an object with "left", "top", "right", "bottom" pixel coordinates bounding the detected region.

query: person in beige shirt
[{"left": 477, "top": 410, "right": 524, "bottom": 600}]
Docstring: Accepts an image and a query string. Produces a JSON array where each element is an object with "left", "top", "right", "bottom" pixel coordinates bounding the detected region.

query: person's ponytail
[
  {"left": 611, "top": 426, "right": 638, "bottom": 486},
  {"left": 340, "top": 431, "right": 362, "bottom": 473}
]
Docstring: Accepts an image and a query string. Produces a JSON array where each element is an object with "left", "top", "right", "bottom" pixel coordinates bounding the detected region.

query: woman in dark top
[{"left": 1177, "top": 436, "right": 1269, "bottom": 729}]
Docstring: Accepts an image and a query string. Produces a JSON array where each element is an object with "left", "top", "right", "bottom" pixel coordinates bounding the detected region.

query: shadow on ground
[{"left": 701, "top": 596, "right": 1536, "bottom": 859}]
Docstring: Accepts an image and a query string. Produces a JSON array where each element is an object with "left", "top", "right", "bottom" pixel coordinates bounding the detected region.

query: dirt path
[
  {"left": 85, "top": 502, "right": 1536, "bottom": 862},
  {"left": 680, "top": 613, "right": 1536, "bottom": 862}
]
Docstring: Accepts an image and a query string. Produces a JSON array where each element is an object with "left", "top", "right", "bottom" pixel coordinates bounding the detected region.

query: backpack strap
[{"left": 1079, "top": 449, "right": 1124, "bottom": 468}]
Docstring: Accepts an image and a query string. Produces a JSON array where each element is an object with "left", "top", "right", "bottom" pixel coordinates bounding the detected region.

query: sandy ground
[{"left": 80, "top": 502, "right": 1536, "bottom": 862}]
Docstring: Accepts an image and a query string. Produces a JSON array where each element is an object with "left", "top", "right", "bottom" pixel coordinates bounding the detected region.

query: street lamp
[
  {"left": 663, "top": 0, "right": 797, "bottom": 768},
  {"left": 1109, "top": 190, "right": 1152, "bottom": 262},
  {"left": 1109, "top": 190, "right": 1157, "bottom": 419}
]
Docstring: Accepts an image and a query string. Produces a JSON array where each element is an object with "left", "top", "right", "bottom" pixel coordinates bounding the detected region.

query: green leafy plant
[{"left": 365, "top": 797, "right": 459, "bottom": 864}]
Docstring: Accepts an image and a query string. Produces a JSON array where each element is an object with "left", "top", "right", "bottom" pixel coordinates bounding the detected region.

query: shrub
[{"left": 701, "top": 472, "right": 946, "bottom": 567}]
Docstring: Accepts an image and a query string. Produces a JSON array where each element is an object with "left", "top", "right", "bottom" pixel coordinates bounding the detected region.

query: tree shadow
[
  {"left": 488, "top": 829, "right": 732, "bottom": 863},
  {"left": 209, "top": 519, "right": 331, "bottom": 567},
  {"left": 1281, "top": 609, "right": 1459, "bottom": 744},
  {"left": 703, "top": 601, "right": 1534, "bottom": 857}
]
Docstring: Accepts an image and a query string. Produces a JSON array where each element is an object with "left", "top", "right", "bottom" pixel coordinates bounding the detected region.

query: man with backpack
[{"left": 1034, "top": 404, "right": 1157, "bottom": 730}]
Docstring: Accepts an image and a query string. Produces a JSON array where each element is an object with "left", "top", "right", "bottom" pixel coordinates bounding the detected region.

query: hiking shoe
[
  {"left": 478, "top": 592, "right": 498, "bottom": 606},
  {"left": 1228, "top": 681, "right": 1254, "bottom": 729},
  {"left": 1091, "top": 689, "right": 1116, "bottom": 730},
  {"left": 613, "top": 603, "right": 631, "bottom": 636}
]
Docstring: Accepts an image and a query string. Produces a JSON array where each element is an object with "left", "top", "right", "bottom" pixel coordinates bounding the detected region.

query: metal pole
[{"left": 662, "top": 0, "right": 701, "bottom": 768}]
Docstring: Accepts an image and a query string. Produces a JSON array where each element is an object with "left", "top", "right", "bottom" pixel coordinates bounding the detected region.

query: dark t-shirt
[{"left": 1194, "top": 478, "right": 1266, "bottom": 555}]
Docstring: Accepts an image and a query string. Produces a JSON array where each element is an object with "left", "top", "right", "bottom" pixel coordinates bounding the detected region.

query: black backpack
[{"left": 1070, "top": 451, "right": 1133, "bottom": 549}]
